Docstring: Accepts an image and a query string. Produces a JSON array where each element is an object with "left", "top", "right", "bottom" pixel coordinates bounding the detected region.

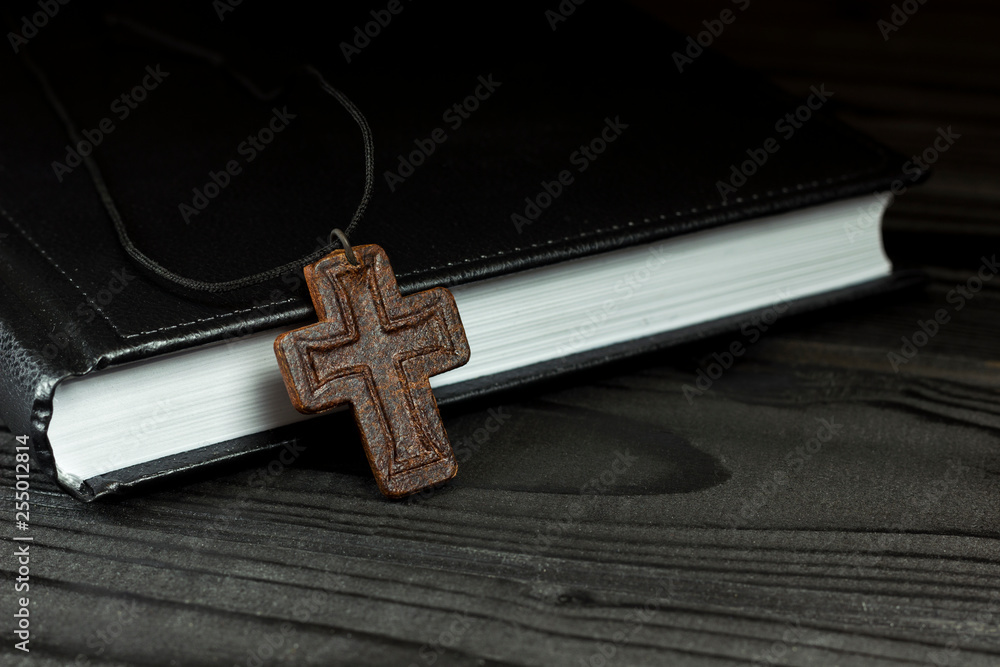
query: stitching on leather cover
[
  {"left": 0, "top": 204, "right": 301, "bottom": 340},
  {"left": 395, "top": 167, "right": 885, "bottom": 279},
  {"left": 0, "top": 204, "right": 131, "bottom": 338},
  {"left": 0, "top": 159, "right": 884, "bottom": 339},
  {"left": 115, "top": 300, "right": 300, "bottom": 338},
  {"left": 2, "top": 106, "right": 891, "bottom": 340},
  {"left": 393, "top": 109, "right": 891, "bottom": 278}
]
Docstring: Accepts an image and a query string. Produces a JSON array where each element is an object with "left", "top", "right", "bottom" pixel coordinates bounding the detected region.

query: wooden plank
[
  {"left": 3, "top": 0, "right": 999, "bottom": 664},
  {"left": 3, "top": 271, "right": 999, "bottom": 665}
]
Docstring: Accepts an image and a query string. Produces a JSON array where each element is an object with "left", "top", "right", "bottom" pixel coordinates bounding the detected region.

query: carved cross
[{"left": 274, "top": 244, "right": 470, "bottom": 498}]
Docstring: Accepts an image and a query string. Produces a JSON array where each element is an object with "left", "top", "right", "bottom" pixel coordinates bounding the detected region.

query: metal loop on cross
[{"left": 329, "top": 228, "right": 359, "bottom": 266}]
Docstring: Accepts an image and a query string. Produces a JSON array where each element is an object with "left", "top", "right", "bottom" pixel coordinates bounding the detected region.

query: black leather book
[{"left": 0, "top": 0, "right": 910, "bottom": 500}]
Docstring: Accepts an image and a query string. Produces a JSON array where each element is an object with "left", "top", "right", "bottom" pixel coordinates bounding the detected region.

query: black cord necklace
[
  {"left": 24, "top": 55, "right": 372, "bottom": 291},
  {"left": 22, "top": 28, "right": 472, "bottom": 499}
]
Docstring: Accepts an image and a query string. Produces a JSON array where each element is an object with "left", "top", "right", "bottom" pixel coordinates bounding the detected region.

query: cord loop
[{"left": 22, "top": 38, "right": 374, "bottom": 293}]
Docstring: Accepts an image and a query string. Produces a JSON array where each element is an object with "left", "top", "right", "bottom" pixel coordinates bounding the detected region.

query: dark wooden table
[{"left": 4, "top": 2, "right": 999, "bottom": 665}]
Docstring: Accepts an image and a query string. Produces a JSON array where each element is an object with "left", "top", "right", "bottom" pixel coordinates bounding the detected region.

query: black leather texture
[{"left": 0, "top": 0, "right": 912, "bottom": 499}]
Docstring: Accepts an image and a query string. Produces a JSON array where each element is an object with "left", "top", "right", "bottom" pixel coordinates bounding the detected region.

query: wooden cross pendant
[{"left": 274, "top": 244, "right": 471, "bottom": 498}]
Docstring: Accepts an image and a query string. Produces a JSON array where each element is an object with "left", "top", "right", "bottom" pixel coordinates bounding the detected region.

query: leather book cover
[{"left": 0, "top": 0, "right": 911, "bottom": 499}]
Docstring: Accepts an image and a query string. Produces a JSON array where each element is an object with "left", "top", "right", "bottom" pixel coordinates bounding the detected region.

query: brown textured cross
[{"left": 274, "top": 244, "right": 470, "bottom": 498}]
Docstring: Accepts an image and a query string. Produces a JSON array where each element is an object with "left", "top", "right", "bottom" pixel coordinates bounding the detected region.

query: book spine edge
[{"left": 0, "top": 289, "right": 96, "bottom": 501}]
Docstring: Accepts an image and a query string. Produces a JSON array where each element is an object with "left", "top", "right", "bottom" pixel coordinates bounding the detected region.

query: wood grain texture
[{"left": 3, "top": 2, "right": 999, "bottom": 665}]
